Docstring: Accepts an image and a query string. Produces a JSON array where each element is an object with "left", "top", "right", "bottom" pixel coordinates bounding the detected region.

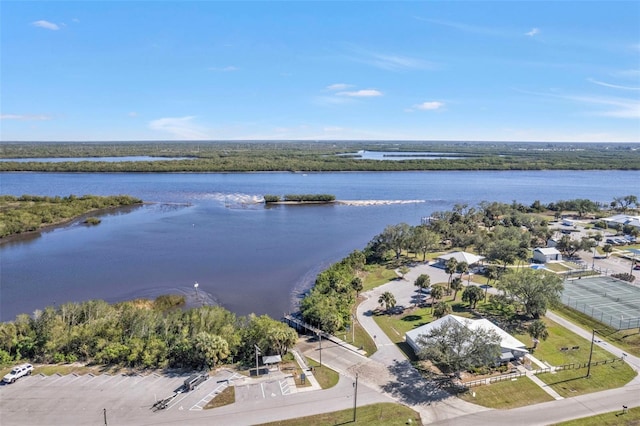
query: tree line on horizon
[{"left": 1, "top": 141, "right": 639, "bottom": 172}]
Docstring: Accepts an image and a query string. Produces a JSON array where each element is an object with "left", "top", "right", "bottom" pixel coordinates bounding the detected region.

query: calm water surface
[{"left": 1, "top": 170, "right": 638, "bottom": 321}]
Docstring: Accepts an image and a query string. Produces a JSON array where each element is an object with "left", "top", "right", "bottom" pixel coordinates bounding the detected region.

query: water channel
[{"left": 1, "top": 170, "right": 638, "bottom": 321}]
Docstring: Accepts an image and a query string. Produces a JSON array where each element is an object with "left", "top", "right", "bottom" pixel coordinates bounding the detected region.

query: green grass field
[
  {"left": 552, "top": 406, "right": 640, "bottom": 425},
  {"left": 257, "top": 402, "right": 421, "bottom": 426},
  {"left": 536, "top": 361, "right": 636, "bottom": 397},
  {"left": 305, "top": 357, "right": 339, "bottom": 389},
  {"left": 458, "top": 376, "right": 554, "bottom": 409}
]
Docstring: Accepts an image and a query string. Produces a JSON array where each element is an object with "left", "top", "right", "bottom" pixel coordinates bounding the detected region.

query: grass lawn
[
  {"left": 552, "top": 406, "right": 640, "bottom": 425},
  {"left": 458, "top": 376, "right": 554, "bottom": 409},
  {"left": 362, "top": 265, "right": 397, "bottom": 292},
  {"left": 257, "top": 402, "right": 421, "bottom": 426},
  {"left": 204, "top": 385, "right": 235, "bottom": 409},
  {"left": 536, "top": 361, "right": 637, "bottom": 397},
  {"left": 551, "top": 305, "right": 640, "bottom": 358},
  {"left": 305, "top": 357, "right": 339, "bottom": 389},
  {"left": 512, "top": 317, "right": 615, "bottom": 366},
  {"left": 545, "top": 262, "right": 572, "bottom": 272}
]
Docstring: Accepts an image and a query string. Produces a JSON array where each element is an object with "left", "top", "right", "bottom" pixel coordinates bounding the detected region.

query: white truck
[{"left": 2, "top": 363, "right": 34, "bottom": 383}]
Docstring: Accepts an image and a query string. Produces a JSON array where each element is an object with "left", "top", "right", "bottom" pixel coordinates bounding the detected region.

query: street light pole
[
  {"left": 255, "top": 345, "right": 261, "bottom": 377},
  {"left": 318, "top": 331, "right": 322, "bottom": 367},
  {"left": 352, "top": 374, "right": 359, "bottom": 422}
]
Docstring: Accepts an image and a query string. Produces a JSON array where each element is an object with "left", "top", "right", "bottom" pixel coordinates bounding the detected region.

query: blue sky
[{"left": 1, "top": 1, "right": 639, "bottom": 142}]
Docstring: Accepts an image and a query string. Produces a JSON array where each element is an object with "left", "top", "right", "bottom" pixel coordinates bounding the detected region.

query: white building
[
  {"left": 602, "top": 214, "right": 640, "bottom": 231},
  {"left": 533, "top": 247, "right": 562, "bottom": 263},
  {"left": 435, "top": 251, "right": 485, "bottom": 267},
  {"left": 405, "top": 314, "right": 528, "bottom": 363}
]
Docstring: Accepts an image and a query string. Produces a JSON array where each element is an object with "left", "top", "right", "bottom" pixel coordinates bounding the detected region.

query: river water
[{"left": 1, "top": 170, "right": 638, "bottom": 321}]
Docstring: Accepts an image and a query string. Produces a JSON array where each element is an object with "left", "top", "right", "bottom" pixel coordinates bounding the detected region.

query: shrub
[{"left": 84, "top": 217, "right": 101, "bottom": 225}]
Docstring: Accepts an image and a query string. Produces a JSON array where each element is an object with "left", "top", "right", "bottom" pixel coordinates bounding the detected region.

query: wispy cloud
[
  {"left": 414, "top": 101, "right": 444, "bottom": 110},
  {"left": 208, "top": 66, "right": 238, "bottom": 72},
  {"left": 588, "top": 78, "right": 640, "bottom": 91},
  {"left": 148, "top": 116, "right": 209, "bottom": 139},
  {"left": 31, "top": 20, "right": 60, "bottom": 31},
  {"left": 525, "top": 28, "right": 540, "bottom": 37},
  {"left": 326, "top": 83, "right": 352, "bottom": 91},
  {"left": 128, "top": 112, "right": 138, "bottom": 117},
  {"left": 1, "top": 114, "right": 52, "bottom": 121},
  {"left": 347, "top": 46, "right": 434, "bottom": 71},
  {"left": 520, "top": 88, "right": 639, "bottom": 119},
  {"left": 337, "top": 89, "right": 382, "bottom": 97},
  {"left": 416, "top": 17, "right": 507, "bottom": 37}
]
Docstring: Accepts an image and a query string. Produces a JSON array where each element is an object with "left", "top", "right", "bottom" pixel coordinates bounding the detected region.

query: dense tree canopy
[
  {"left": 498, "top": 269, "right": 564, "bottom": 318},
  {"left": 416, "top": 319, "right": 501, "bottom": 374}
]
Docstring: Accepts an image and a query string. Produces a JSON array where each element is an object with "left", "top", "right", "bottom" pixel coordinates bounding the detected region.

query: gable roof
[
  {"left": 534, "top": 247, "right": 561, "bottom": 255},
  {"left": 437, "top": 251, "right": 485, "bottom": 265},
  {"left": 405, "top": 314, "right": 528, "bottom": 353}
]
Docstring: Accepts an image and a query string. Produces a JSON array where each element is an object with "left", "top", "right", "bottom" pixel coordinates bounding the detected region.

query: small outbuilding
[
  {"left": 435, "top": 251, "right": 484, "bottom": 267},
  {"left": 533, "top": 247, "right": 562, "bottom": 263},
  {"left": 262, "top": 355, "right": 282, "bottom": 372}
]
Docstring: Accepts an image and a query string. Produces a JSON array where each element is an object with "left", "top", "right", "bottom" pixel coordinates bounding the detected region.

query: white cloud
[
  {"left": 347, "top": 46, "right": 434, "bottom": 71},
  {"left": 326, "top": 83, "right": 352, "bottom": 91},
  {"left": 588, "top": 78, "right": 640, "bottom": 91},
  {"left": 1, "top": 114, "right": 52, "bottom": 121},
  {"left": 336, "top": 89, "right": 382, "bottom": 97},
  {"left": 148, "top": 116, "right": 209, "bottom": 140},
  {"left": 31, "top": 20, "right": 60, "bottom": 30},
  {"left": 208, "top": 66, "right": 238, "bottom": 72},
  {"left": 414, "top": 101, "right": 444, "bottom": 110},
  {"left": 525, "top": 28, "right": 540, "bottom": 37}
]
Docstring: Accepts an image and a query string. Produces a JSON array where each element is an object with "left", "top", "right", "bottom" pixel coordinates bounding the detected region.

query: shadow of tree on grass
[{"left": 380, "top": 359, "right": 453, "bottom": 406}]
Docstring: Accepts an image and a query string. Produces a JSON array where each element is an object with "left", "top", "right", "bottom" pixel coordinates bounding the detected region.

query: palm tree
[
  {"left": 445, "top": 258, "right": 458, "bottom": 290},
  {"left": 430, "top": 285, "right": 444, "bottom": 314},
  {"left": 414, "top": 274, "right": 431, "bottom": 305},
  {"left": 450, "top": 277, "right": 463, "bottom": 301},
  {"left": 456, "top": 261, "right": 469, "bottom": 283},
  {"left": 350, "top": 277, "right": 363, "bottom": 297},
  {"left": 485, "top": 266, "right": 500, "bottom": 301},
  {"left": 433, "top": 301, "right": 452, "bottom": 319},
  {"left": 378, "top": 291, "right": 396, "bottom": 312},
  {"left": 527, "top": 319, "right": 549, "bottom": 351}
]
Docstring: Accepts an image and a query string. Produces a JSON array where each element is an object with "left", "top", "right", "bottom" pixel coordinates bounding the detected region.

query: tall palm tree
[
  {"left": 430, "top": 285, "right": 444, "bottom": 314},
  {"left": 433, "top": 301, "right": 452, "bottom": 319},
  {"left": 456, "top": 261, "right": 469, "bottom": 284},
  {"left": 378, "top": 291, "right": 396, "bottom": 312},
  {"left": 527, "top": 319, "right": 549, "bottom": 351},
  {"left": 450, "top": 277, "right": 463, "bottom": 301},
  {"left": 445, "top": 258, "right": 458, "bottom": 290},
  {"left": 414, "top": 274, "right": 431, "bottom": 305}
]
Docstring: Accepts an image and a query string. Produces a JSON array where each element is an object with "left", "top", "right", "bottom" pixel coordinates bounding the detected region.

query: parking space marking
[
  {"left": 190, "top": 382, "right": 228, "bottom": 411},
  {"left": 279, "top": 379, "right": 290, "bottom": 395},
  {"left": 260, "top": 383, "right": 265, "bottom": 399},
  {"left": 43, "top": 374, "right": 65, "bottom": 386}
]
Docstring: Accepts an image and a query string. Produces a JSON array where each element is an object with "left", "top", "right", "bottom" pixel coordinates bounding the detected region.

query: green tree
[
  {"left": 411, "top": 226, "right": 440, "bottom": 261},
  {"left": 445, "top": 258, "right": 458, "bottom": 289},
  {"left": 378, "top": 291, "right": 397, "bottom": 312},
  {"left": 602, "top": 244, "right": 613, "bottom": 258},
  {"left": 416, "top": 319, "right": 501, "bottom": 374},
  {"left": 430, "top": 285, "right": 445, "bottom": 314},
  {"left": 527, "top": 320, "right": 549, "bottom": 350},
  {"left": 194, "top": 332, "right": 230, "bottom": 369},
  {"left": 450, "top": 277, "right": 463, "bottom": 301},
  {"left": 414, "top": 274, "right": 431, "bottom": 305},
  {"left": 350, "top": 277, "right": 363, "bottom": 297},
  {"left": 398, "top": 265, "right": 410, "bottom": 279},
  {"left": 380, "top": 223, "right": 412, "bottom": 260},
  {"left": 462, "top": 286, "right": 484, "bottom": 309},
  {"left": 433, "top": 302, "right": 452, "bottom": 319},
  {"left": 498, "top": 269, "right": 563, "bottom": 318}
]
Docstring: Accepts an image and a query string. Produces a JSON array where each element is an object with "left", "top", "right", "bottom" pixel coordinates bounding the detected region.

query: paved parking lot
[{"left": 0, "top": 369, "right": 248, "bottom": 425}]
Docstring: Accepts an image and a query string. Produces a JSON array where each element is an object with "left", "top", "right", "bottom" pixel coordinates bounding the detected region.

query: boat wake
[
  {"left": 204, "top": 192, "right": 264, "bottom": 209},
  {"left": 337, "top": 199, "right": 426, "bottom": 206}
]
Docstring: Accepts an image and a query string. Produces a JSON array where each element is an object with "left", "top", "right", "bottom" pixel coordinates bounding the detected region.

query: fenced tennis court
[{"left": 561, "top": 276, "right": 640, "bottom": 330}]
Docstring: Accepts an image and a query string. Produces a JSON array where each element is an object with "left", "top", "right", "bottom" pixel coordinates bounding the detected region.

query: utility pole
[
  {"left": 352, "top": 373, "right": 359, "bottom": 422},
  {"left": 586, "top": 329, "right": 595, "bottom": 378},
  {"left": 103, "top": 408, "right": 107, "bottom": 425},
  {"left": 352, "top": 315, "right": 355, "bottom": 343},
  {"left": 318, "top": 331, "right": 322, "bottom": 367},
  {"left": 255, "top": 345, "right": 261, "bottom": 377}
]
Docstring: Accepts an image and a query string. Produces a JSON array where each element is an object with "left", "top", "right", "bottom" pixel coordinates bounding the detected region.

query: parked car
[{"left": 2, "top": 363, "right": 33, "bottom": 384}]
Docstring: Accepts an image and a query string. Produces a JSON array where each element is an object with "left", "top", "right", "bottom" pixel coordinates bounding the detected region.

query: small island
[{"left": 264, "top": 194, "right": 336, "bottom": 205}]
